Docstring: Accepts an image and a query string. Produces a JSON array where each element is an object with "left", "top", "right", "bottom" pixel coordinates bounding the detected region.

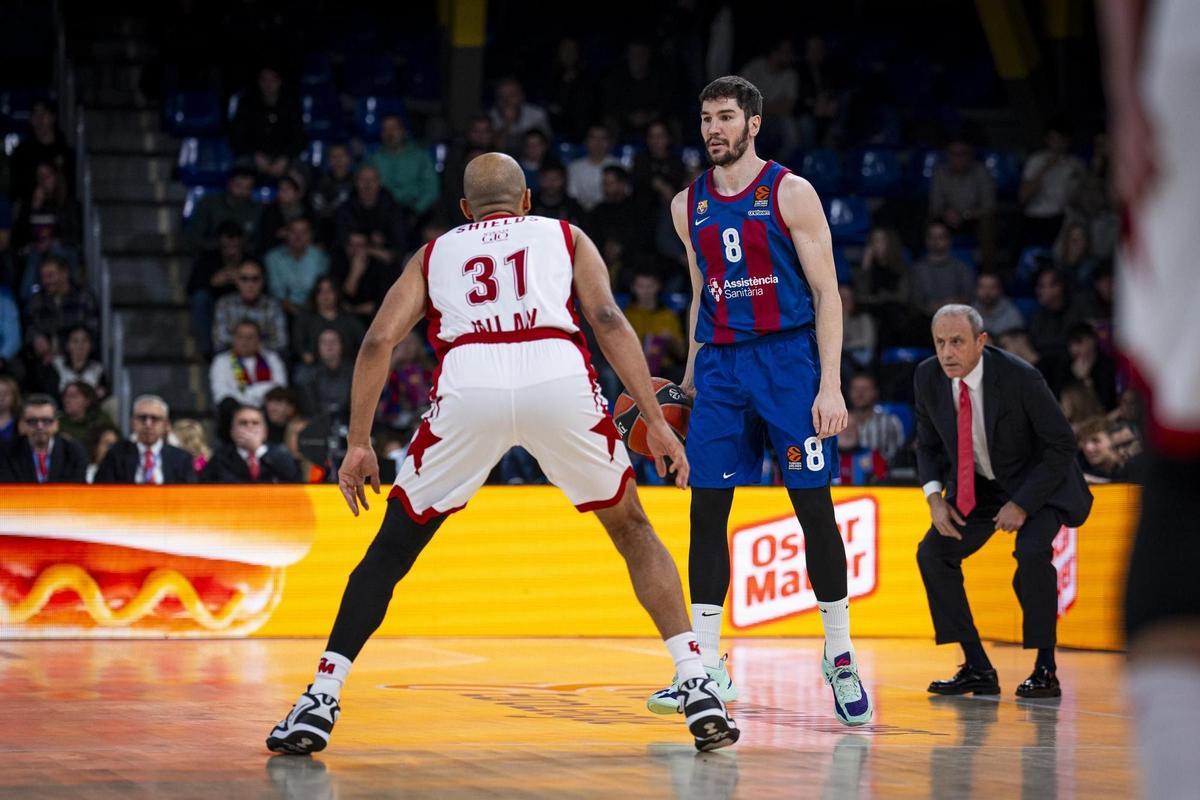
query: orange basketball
[{"left": 612, "top": 378, "right": 692, "bottom": 457}]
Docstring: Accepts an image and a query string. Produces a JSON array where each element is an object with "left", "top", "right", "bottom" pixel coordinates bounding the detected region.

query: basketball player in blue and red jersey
[{"left": 646, "top": 76, "right": 871, "bottom": 725}]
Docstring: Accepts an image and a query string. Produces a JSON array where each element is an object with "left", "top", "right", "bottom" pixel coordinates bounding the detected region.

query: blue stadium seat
[
  {"left": 798, "top": 149, "right": 844, "bottom": 196},
  {"left": 429, "top": 142, "right": 447, "bottom": 174},
  {"left": 833, "top": 246, "right": 853, "bottom": 285},
  {"left": 1015, "top": 246, "right": 1054, "bottom": 293},
  {"left": 182, "top": 185, "right": 207, "bottom": 220},
  {"left": 880, "top": 346, "right": 933, "bottom": 366},
  {"left": 908, "top": 147, "right": 942, "bottom": 194},
  {"left": 253, "top": 185, "right": 277, "bottom": 204},
  {"left": 1013, "top": 296, "right": 1039, "bottom": 323},
  {"left": 983, "top": 149, "right": 1022, "bottom": 198},
  {"left": 879, "top": 401, "right": 915, "bottom": 442},
  {"left": 302, "top": 89, "right": 342, "bottom": 139},
  {"left": 300, "top": 140, "right": 326, "bottom": 170},
  {"left": 950, "top": 247, "right": 977, "bottom": 276},
  {"left": 176, "top": 137, "right": 233, "bottom": 187},
  {"left": 344, "top": 52, "right": 397, "bottom": 95},
  {"left": 164, "top": 91, "right": 223, "bottom": 137},
  {"left": 299, "top": 52, "right": 335, "bottom": 89},
  {"left": 853, "top": 148, "right": 902, "bottom": 197},
  {"left": 0, "top": 88, "right": 50, "bottom": 126},
  {"left": 825, "top": 196, "right": 871, "bottom": 244},
  {"left": 556, "top": 142, "right": 585, "bottom": 164},
  {"left": 613, "top": 292, "right": 631, "bottom": 310},
  {"left": 353, "top": 95, "right": 405, "bottom": 141},
  {"left": 662, "top": 291, "right": 689, "bottom": 314}
]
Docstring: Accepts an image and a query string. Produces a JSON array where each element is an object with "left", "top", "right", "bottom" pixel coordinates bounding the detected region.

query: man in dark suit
[
  {"left": 201, "top": 405, "right": 299, "bottom": 483},
  {"left": 0, "top": 393, "right": 88, "bottom": 483},
  {"left": 94, "top": 395, "right": 198, "bottom": 484},
  {"left": 915, "top": 305, "right": 1093, "bottom": 698}
]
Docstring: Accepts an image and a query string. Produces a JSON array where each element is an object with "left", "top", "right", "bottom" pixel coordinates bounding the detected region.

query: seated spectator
[
  {"left": 997, "top": 327, "right": 1067, "bottom": 397},
  {"left": 0, "top": 285, "right": 20, "bottom": 377},
  {"left": 370, "top": 115, "right": 439, "bottom": 220},
  {"left": 531, "top": 161, "right": 585, "bottom": 225},
  {"left": 440, "top": 116, "right": 495, "bottom": 221},
  {"left": 184, "top": 167, "right": 261, "bottom": 256},
  {"left": 9, "top": 100, "right": 74, "bottom": 207},
  {"left": 972, "top": 271, "right": 1024, "bottom": 337},
  {"left": 201, "top": 405, "right": 300, "bottom": 483},
  {"left": 847, "top": 372, "right": 905, "bottom": 463},
  {"left": 25, "top": 254, "right": 99, "bottom": 351},
  {"left": 929, "top": 137, "right": 996, "bottom": 265},
  {"left": 292, "top": 276, "right": 366, "bottom": 367},
  {"left": 738, "top": 38, "right": 800, "bottom": 155},
  {"left": 230, "top": 66, "right": 305, "bottom": 179},
  {"left": 1064, "top": 132, "right": 1119, "bottom": 261},
  {"left": 1077, "top": 416, "right": 1142, "bottom": 483},
  {"left": 52, "top": 325, "right": 106, "bottom": 397},
  {"left": 1073, "top": 261, "right": 1114, "bottom": 329},
  {"left": 0, "top": 393, "right": 87, "bottom": 483},
  {"left": 841, "top": 285, "right": 876, "bottom": 370},
  {"left": 298, "top": 329, "right": 353, "bottom": 423},
  {"left": 188, "top": 221, "right": 246, "bottom": 357},
  {"left": 57, "top": 381, "right": 116, "bottom": 445},
  {"left": 836, "top": 417, "right": 888, "bottom": 486},
  {"left": 567, "top": 124, "right": 619, "bottom": 212},
  {"left": 1066, "top": 322, "right": 1116, "bottom": 411},
  {"left": 489, "top": 77, "right": 551, "bottom": 155},
  {"left": 911, "top": 220, "right": 973, "bottom": 316},
  {"left": 265, "top": 217, "right": 328, "bottom": 314},
  {"left": 1019, "top": 121, "right": 1085, "bottom": 247},
  {"left": 84, "top": 425, "right": 120, "bottom": 484},
  {"left": 210, "top": 320, "right": 288, "bottom": 437},
  {"left": 1108, "top": 387, "right": 1143, "bottom": 443},
  {"left": 853, "top": 226, "right": 916, "bottom": 341},
  {"left": 603, "top": 41, "right": 672, "bottom": 139},
  {"left": 1059, "top": 380, "right": 1106, "bottom": 432},
  {"left": 311, "top": 142, "right": 355, "bottom": 243},
  {"left": 377, "top": 332, "right": 433, "bottom": 432},
  {"left": 336, "top": 229, "right": 400, "bottom": 319},
  {"left": 585, "top": 166, "right": 648, "bottom": 287},
  {"left": 94, "top": 394, "right": 197, "bottom": 484},
  {"left": 212, "top": 259, "right": 289, "bottom": 354},
  {"left": 334, "top": 164, "right": 406, "bottom": 265},
  {"left": 172, "top": 418, "right": 212, "bottom": 475},
  {"left": 16, "top": 324, "right": 60, "bottom": 397},
  {"left": 13, "top": 161, "right": 81, "bottom": 258},
  {"left": 1029, "top": 267, "right": 1084, "bottom": 360},
  {"left": 632, "top": 120, "right": 686, "bottom": 209},
  {"left": 0, "top": 374, "right": 19, "bottom": 443},
  {"left": 264, "top": 386, "right": 303, "bottom": 445},
  {"left": 1054, "top": 221, "right": 1099, "bottom": 288},
  {"left": 623, "top": 269, "right": 685, "bottom": 382},
  {"left": 542, "top": 37, "right": 597, "bottom": 142},
  {"left": 257, "top": 172, "right": 310, "bottom": 254},
  {"left": 518, "top": 129, "right": 553, "bottom": 187}
]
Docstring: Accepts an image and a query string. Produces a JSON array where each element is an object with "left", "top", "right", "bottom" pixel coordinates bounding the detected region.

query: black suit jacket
[
  {"left": 199, "top": 443, "right": 301, "bottom": 484},
  {"left": 914, "top": 346, "right": 1093, "bottom": 526},
  {"left": 0, "top": 436, "right": 89, "bottom": 483},
  {"left": 94, "top": 440, "right": 199, "bottom": 484}
]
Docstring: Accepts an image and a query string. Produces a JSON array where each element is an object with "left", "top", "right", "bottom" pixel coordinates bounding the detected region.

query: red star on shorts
[
  {"left": 407, "top": 420, "right": 442, "bottom": 476},
  {"left": 590, "top": 416, "right": 622, "bottom": 462}
]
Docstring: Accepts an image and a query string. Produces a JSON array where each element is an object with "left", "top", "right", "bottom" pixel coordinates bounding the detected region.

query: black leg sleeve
[
  {"left": 787, "top": 486, "right": 848, "bottom": 602},
  {"left": 325, "top": 499, "right": 445, "bottom": 660},
  {"left": 688, "top": 488, "right": 735, "bottom": 606}
]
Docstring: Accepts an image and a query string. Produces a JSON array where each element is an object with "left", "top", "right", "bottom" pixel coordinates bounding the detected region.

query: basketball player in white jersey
[
  {"left": 1101, "top": 2, "right": 1200, "bottom": 798},
  {"left": 267, "top": 153, "right": 739, "bottom": 754}
]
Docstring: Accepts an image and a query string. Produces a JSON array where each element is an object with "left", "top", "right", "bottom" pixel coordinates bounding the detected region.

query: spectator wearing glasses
[
  {"left": 94, "top": 395, "right": 198, "bottom": 484},
  {"left": 212, "top": 259, "right": 289, "bottom": 355},
  {"left": 201, "top": 405, "right": 300, "bottom": 483},
  {"left": 0, "top": 393, "right": 87, "bottom": 482}
]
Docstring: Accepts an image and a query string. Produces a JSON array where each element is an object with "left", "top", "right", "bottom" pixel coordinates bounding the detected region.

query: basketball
[{"left": 612, "top": 378, "right": 692, "bottom": 457}]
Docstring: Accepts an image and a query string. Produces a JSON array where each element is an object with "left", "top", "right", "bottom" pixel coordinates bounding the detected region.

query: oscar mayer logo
[
  {"left": 1053, "top": 525, "right": 1078, "bottom": 617},
  {"left": 730, "top": 497, "right": 878, "bottom": 628}
]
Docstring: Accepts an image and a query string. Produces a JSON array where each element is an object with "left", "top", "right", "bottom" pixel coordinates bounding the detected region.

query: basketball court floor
[{"left": 0, "top": 637, "right": 1134, "bottom": 798}]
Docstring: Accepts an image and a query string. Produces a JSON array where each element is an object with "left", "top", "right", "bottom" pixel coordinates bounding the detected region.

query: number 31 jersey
[
  {"left": 423, "top": 214, "right": 580, "bottom": 357},
  {"left": 687, "top": 160, "right": 815, "bottom": 345}
]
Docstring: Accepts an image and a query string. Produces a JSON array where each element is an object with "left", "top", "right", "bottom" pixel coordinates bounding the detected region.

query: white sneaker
[
  {"left": 647, "top": 654, "right": 739, "bottom": 715},
  {"left": 679, "top": 676, "right": 740, "bottom": 752},
  {"left": 266, "top": 685, "right": 340, "bottom": 755}
]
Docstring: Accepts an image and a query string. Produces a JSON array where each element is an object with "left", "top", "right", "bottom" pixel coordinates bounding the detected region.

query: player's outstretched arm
[
  {"left": 339, "top": 245, "right": 429, "bottom": 515},
  {"left": 779, "top": 174, "right": 847, "bottom": 439},
  {"left": 571, "top": 225, "right": 689, "bottom": 488},
  {"left": 670, "top": 189, "right": 704, "bottom": 397}
]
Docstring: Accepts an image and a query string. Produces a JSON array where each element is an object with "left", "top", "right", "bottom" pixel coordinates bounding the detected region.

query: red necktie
[
  {"left": 143, "top": 450, "right": 157, "bottom": 484},
  {"left": 247, "top": 452, "right": 261, "bottom": 481},
  {"left": 956, "top": 381, "right": 976, "bottom": 517},
  {"left": 36, "top": 452, "right": 48, "bottom": 483}
]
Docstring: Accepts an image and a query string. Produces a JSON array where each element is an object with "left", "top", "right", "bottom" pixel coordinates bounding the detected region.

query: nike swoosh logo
[
  {"left": 700, "top": 611, "right": 721, "bottom": 616},
  {"left": 722, "top": 471, "right": 736, "bottom": 479},
  {"left": 694, "top": 217, "right": 709, "bottom": 226}
]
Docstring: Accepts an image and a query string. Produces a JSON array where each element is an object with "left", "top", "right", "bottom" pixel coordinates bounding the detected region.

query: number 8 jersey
[{"left": 687, "top": 160, "right": 815, "bottom": 345}]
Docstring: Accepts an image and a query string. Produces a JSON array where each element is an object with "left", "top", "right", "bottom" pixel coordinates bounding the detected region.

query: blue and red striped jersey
[{"left": 687, "top": 160, "right": 814, "bottom": 344}]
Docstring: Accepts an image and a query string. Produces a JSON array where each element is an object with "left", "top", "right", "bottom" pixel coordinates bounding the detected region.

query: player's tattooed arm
[
  {"left": 778, "top": 174, "right": 847, "bottom": 438},
  {"left": 670, "top": 189, "right": 704, "bottom": 398}
]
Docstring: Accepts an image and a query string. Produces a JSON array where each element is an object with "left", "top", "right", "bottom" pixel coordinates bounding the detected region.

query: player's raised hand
[
  {"left": 338, "top": 444, "right": 382, "bottom": 516},
  {"left": 812, "top": 385, "right": 848, "bottom": 439},
  {"left": 645, "top": 419, "right": 690, "bottom": 489}
]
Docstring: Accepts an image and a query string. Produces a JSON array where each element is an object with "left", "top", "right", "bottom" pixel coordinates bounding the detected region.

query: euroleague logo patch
[
  {"left": 729, "top": 497, "right": 878, "bottom": 628},
  {"left": 786, "top": 446, "right": 803, "bottom": 463},
  {"left": 753, "top": 185, "right": 771, "bottom": 208}
]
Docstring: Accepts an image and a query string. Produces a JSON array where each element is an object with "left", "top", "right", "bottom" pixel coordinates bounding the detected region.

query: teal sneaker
[
  {"left": 823, "top": 650, "right": 872, "bottom": 726},
  {"left": 647, "top": 654, "right": 739, "bottom": 715}
]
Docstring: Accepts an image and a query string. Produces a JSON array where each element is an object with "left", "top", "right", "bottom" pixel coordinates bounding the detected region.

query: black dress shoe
[
  {"left": 927, "top": 663, "right": 1001, "bottom": 695},
  {"left": 1015, "top": 665, "right": 1061, "bottom": 698}
]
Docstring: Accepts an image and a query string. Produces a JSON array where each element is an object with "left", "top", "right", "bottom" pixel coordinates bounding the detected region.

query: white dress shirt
[
  {"left": 236, "top": 444, "right": 270, "bottom": 475},
  {"left": 136, "top": 439, "right": 165, "bottom": 485},
  {"left": 923, "top": 357, "right": 996, "bottom": 498}
]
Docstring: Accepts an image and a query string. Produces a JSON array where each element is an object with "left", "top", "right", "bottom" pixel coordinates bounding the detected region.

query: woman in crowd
[
  {"left": 291, "top": 276, "right": 365, "bottom": 368},
  {"left": 84, "top": 425, "right": 120, "bottom": 484},
  {"left": 172, "top": 418, "right": 212, "bottom": 475},
  {"left": 56, "top": 381, "right": 117, "bottom": 445},
  {"left": 52, "top": 325, "right": 107, "bottom": 397}
]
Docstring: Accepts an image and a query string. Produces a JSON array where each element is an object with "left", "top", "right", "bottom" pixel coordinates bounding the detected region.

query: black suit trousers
[{"left": 916, "top": 477, "right": 1062, "bottom": 649}]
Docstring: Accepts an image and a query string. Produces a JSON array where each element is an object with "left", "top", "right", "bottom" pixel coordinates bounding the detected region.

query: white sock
[
  {"left": 310, "top": 650, "right": 352, "bottom": 699},
  {"left": 1129, "top": 662, "right": 1200, "bottom": 800},
  {"left": 691, "top": 603, "right": 723, "bottom": 669},
  {"left": 665, "top": 632, "right": 707, "bottom": 682},
  {"left": 818, "top": 596, "right": 853, "bottom": 660}
]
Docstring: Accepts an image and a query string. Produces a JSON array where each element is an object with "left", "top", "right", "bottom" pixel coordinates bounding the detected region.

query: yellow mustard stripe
[{"left": 0, "top": 565, "right": 246, "bottom": 629}]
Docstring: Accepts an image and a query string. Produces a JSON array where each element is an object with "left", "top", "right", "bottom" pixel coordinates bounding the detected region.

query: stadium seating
[
  {"left": 825, "top": 196, "right": 871, "bottom": 244},
  {"left": 299, "top": 52, "right": 335, "bottom": 89},
  {"left": 164, "top": 91, "right": 222, "bottom": 137},
  {"left": 879, "top": 401, "right": 916, "bottom": 442},
  {"left": 353, "top": 95, "right": 405, "bottom": 140},
  {"left": 852, "top": 148, "right": 902, "bottom": 197},
  {"left": 176, "top": 137, "right": 233, "bottom": 187},
  {"left": 344, "top": 52, "right": 397, "bottom": 96},
  {"left": 983, "top": 149, "right": 1022, "bottom": 198},
  {"left": 797, "top": 149, "right": 843, "bottom": 196},
  {"left": 880, "top": 346, "right": 933, "bottom": 366},
  {"left": 907, "top": 147, "right": 942, "bottom": 194},
  {"left": 181, "top": 185, "right": 206, "bottom": 220},
  {"left": 302, "top": 89, "right": 343, "bottom": 139}
]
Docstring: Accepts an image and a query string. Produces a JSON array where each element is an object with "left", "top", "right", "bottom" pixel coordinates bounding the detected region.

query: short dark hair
[
  {"left": 230, "top": 166, "right": 257, "bottom": 182},
  {"left": 233, "top": 318, "right": 263, "bottom": 337},
  {"left": 63, "top": 380, "right": 98, "bottom": 407},
  {"left": 1067, "top": 322, "right": 1097, "bottom": 343},
  {"left": 264, "top": 386, "right": 300, "bottom": 408},
  {"left": 699, "top": 76, "right": 763, "bottom": 119},
  {"left": 217, "top": 220, "right": 245, "bottom": 239},
  {"left": 602, "top": 165, "right": 630, "bottom": 183},
  {"left": 539, "top": 159, "right": 565, "bottom": 176},
  {"left": 40, "top": 254, "right": 69, "bottom": 273},
  {"left": 232, "top": 404, "right": 265, "bottom": 423},
  {"left": 24, "top": 393, "right": 57, "bottom": 412}
]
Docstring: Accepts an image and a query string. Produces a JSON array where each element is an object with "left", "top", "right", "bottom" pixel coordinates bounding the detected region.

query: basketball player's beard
[{"left": 708, "top": 122, "right": 751, "bottom": 168}]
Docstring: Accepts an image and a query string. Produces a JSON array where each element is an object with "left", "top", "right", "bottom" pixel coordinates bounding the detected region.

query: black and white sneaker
[
  {"left": 266, "top": 685, "right": 340, "bottom": 755},
  {"left": 678, "top": 676, "right": 740, "bottom": 752}
]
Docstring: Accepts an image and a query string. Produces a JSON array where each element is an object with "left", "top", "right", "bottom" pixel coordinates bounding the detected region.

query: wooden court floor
[{"left": 0, "top": 638, "right": 1134, "bottom": 799}]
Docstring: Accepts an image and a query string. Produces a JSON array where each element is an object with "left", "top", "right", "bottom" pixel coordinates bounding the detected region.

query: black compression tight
[
  {"left": 687, "top": 485, "right": 848, "bottom": 606},
  {"left": 325, "top": 500, "right": 445, "bottom": 660}
]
